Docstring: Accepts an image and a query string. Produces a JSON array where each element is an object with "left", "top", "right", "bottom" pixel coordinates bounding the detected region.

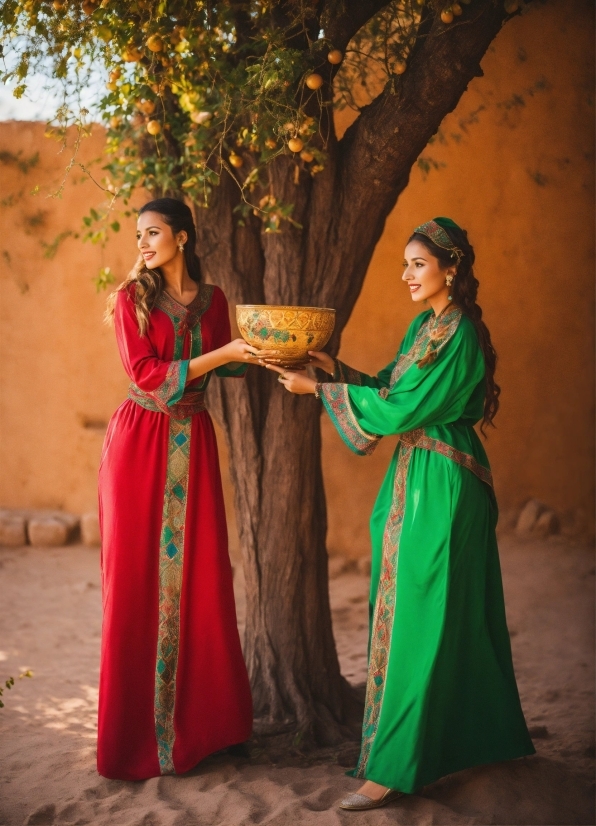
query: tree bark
[{"left": 196, "top": 0, "right": 509, "bottom": 744}]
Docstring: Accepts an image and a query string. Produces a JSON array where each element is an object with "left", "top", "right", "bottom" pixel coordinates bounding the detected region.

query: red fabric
[{"left": 97, "top": 285, "right": 252, "bottom": 781}]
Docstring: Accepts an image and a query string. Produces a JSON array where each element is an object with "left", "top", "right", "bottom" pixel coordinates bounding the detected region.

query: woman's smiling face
[
  {"left": 402, "top": 240, "right": 454, "bottom": 304},
  {"left": 136, "top": 211, "right": 186, "bottom": 269}
]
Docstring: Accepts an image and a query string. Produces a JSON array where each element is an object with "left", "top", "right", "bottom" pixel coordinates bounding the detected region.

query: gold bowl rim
[{"left": 236, "top": 304, "right": 336, "bottom": 313}]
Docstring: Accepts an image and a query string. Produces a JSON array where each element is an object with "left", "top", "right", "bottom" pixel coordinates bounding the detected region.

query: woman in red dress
[{"left": 98, "top": 198, "right": 260, "bottom": 780}]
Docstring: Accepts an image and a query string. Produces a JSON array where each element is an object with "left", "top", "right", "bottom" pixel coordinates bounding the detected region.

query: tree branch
[
  {"left": 323, "top": 0, "right": 396, "bottom": 52},
  {"left": 325, "top": 0, "right": 508, "bottom": 323}
]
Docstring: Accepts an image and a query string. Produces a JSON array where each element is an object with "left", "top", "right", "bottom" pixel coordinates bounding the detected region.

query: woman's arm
[{"left": 186, "top": 338, "right": 264, "bottom": 382}]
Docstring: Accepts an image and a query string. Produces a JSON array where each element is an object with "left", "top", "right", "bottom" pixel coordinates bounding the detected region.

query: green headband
[{"left": 413, "top": 217, "right": 464, "bottom": 264}]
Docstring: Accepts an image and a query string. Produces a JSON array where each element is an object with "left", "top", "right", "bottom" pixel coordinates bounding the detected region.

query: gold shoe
[{"left": 339, "top": 788, "right": 405, "bottom": 810}]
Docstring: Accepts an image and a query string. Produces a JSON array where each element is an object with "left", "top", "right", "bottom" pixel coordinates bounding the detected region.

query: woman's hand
[
  {"left": 265, "top": 364, "right": 317, "bottom": 395},
  {"left": 307, "top": 351, "right": 335, "bottom": 375},
  {"left": 220, "top": 339, "right": 280, "bottom": 364}
]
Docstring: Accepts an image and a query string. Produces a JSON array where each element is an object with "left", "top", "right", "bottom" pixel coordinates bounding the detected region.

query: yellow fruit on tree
[
  {"left": 109, "top": 116, "right": 121, "bottom": 129},
  {"left": 106, "top": 81, "right": 117, "bottom": 91},
  {"left": 122, "top": 46, "right": 142, "bottom": 62},
  {"left": 440, "top": 9, "right": 454, "bottom": 23},
  {"left": 138, "top": 99, "right": 156, "bottom": 114},
  {"left": 229, "top": 153, "right": 243, "bottom": 168},
  {"left": 305, "top": 73, "right": 323, "bottom": 90},
  {"left": 53, "top": 0, "right": 66, "bottom": 9},
  {"left": 98, "top": 26, "right": 112, "bottom": 42},
  {"left": 109, "top": 69, "right": 121, "bottom": 82},
  {"left": 300, "top": 149, "right": 314, "bottom": 162},
  {"left": 288, "top": 137, "right": 304, "bottom": 153},
  {"left": 394, "top": 60, "right": 407, "bottom": 75},
  {"left": 82, "top": 0, "right": 97, "bottom": 14},
  {"left": 265, "top": 138, "right": 277, "bottom": 149},
  {"left": 146, "top": 120, "right": 161, "bottom": 135},
  {"left": 146, "top": 35, "right": 163, "bottom": 52},
  {"left": 327, "top": 49, "right": 343, "bottom": 65},
  {"left": 452, "top": 2, "right": 463, "bottom": 14}
]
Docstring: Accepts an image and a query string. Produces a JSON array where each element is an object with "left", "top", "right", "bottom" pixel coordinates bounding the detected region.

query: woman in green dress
[{"left": 265, "top": 217, "right": 535, "bottom": 810}]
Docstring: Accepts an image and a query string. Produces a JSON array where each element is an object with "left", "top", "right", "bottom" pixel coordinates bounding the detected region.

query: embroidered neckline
[{"left": 156, "top": 283, "right": 213, "bottom": 321}]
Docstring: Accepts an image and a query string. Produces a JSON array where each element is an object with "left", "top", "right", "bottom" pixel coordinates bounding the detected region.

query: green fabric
[
  {"left": 323, "top": 310, "right": 535, "bottom": 792},
  {"left": 166, "top": 359, "right": 189, "bottom": 407},
  {"left": 215, "top": 362, "right": 248, "bottom": 378},
  {"left": 433, "top": 216, "right": 462, "bottom": 232}
]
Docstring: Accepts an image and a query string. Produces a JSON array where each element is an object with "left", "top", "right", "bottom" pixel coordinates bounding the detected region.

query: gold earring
[
  {"left": 445, "top": 273, "right": 454, "bottom": 286},
  {"left": 178, "top": 243, "right": 184, "bottom": 252}
]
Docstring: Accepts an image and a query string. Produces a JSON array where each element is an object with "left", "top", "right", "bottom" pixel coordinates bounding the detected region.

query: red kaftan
[{"left": 97, "top": 283, "right": 252, "bottom": 781}]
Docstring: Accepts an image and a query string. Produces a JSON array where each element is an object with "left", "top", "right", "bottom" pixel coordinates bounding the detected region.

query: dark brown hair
[
  {"left": 105, "top": 198, "right": 201, "bottom": 335},
  {"left": 409, "top": 225, "right": 500, "bottom": 435}
]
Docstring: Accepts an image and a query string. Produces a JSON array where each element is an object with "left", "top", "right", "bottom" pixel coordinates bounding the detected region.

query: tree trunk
[{"left": 196, "top": 0, "right": 509, "bottom": 744}]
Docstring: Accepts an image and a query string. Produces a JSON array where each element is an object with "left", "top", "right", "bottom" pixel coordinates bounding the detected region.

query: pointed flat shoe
[{"left": 339, "top": 788, "right": 405, "bottom": 810}]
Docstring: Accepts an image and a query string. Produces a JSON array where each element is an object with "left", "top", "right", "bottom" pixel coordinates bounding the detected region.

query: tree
[{"left": 1, "top": 0, "right": 527, "bottom": 745}]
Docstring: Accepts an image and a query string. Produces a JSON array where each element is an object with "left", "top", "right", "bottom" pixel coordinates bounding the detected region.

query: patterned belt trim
[
  {"left": 399, "top": 427, "right": 493, "bottom": 488},
  {"left": 128, "top": 384, "right": 206, "bottom": 419}
]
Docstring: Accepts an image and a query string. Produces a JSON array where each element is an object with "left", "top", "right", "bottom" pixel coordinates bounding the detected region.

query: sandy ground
[{"left": 0, "top": 536, "right": 593, "bottom": 826}]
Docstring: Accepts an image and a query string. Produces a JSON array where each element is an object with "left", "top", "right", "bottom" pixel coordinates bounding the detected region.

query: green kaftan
[{"left": 318, "top": 305, "right": 534, "bottom": 793}]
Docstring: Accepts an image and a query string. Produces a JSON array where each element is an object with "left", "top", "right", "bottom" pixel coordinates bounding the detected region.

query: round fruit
[
  {"left": 305, "top": 73, "right": 323, "bottom": 90},
  {"left": 300, "top": 149, "right": 314, "bottom": 162},
  {"left": 327, "top": 49, "right": 343, "bottom": 65},
  {"left": 440, "top": 9, "right": 454, "bottom": 23},
  {"left": 53, "top": 0, "right": 66, "bottom": 8},
  {"left": 106, "top": 81, "right": 117, "bottom": 91},
  {"left": 452, "top": 2, "right": 463, "bottom": 14},
  {"left": 98, "top": 26, "right": 112, "bottom": 42},
  {"left": 109, "top": 68, "right": 121, "bottom": 82},
  {"left": 82, "top": 0, "right": 97, "bottom": 14},
  {"left": 109, "top": 116, "right": 121, "bottom": 129},
  {"left": 138, "top": 99, "right": 156, "bottom": 114},
  {"left": 394, "top": 60, "right": 407, "bottom": 75},
  {"left": 229, "top": 153, "right": 243, "bottom": 168},
  {"left": 146, "top": 35, "right": 163, "bottom": 52},
  {"left": 146, "top": 120, "right": 161, "bottom": 135},
  {"left": 122, "top": 46, "right": 142, "bottom": 62},
  {"left": 288, "top": 137, "right": 304, "bottom": 153},
  {"left": 265, "top": 138, "right": 277, "bottom": 149}
]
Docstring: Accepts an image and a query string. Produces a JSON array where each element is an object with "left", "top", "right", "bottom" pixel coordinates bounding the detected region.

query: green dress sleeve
[
  {"left": 330, "top": 313, "right": 428, "bottom": 389},
  {"left": 319, "top": 316, "right": 484, "bottom": 455}
]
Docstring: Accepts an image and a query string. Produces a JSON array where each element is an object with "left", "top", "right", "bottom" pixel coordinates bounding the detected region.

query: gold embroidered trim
[
  {"left": 154, "top": 416, "right": 192, "bottom": 774},
  {"left": 400, "top": 428, "right": 493, "bottom": 488},
  {"left": 355, "top": 441, "right": 415, "bottom": 776},
  {"left": 388, "top": 306, "right": 462, "bottom": 388}
]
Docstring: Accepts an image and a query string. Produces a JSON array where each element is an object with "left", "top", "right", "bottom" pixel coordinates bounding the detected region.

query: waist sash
[
  {"left": 128, "top": 383, "right": 206, "bottom": 419},
  {"left": 400, "top": 427, "right": 493, "bottom": 489}
]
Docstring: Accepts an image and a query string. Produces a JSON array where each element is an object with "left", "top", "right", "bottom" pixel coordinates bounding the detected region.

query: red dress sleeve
[{"left": 114, "top": 287, "right": 188, "bottom": 408}]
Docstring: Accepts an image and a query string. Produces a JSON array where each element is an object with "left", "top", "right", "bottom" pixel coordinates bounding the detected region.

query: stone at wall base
[
  {"left": 81, "top": 512, "right": 101, "bottom": 546},
  {"left": 328, "top": 555, "right": 349, "bottom": 579},
  {"left": 515, "top": 499, "right": 559, "bottom": 539},
  {"left": 534, "top": 509, "right": 560, "bottom": 538},
  {"left": 357, "top": 557, "right": 371, "bottom": 577},
  {"left": 27, "top": 513, "right": 79, "bottom": 547},
  {"left": 516, "top": 499, "right": 545, "bottom": 535},
  {"left": 0, "top": 511, "right": 26, "bottom": 546}
]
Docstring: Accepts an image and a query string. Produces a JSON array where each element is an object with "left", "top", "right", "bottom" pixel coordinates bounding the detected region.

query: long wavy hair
[
  {"left": 105, "top": 198, "right": 202, "bottom": 336},
  {"left": 408, "top": 225, "right": 500, "bottom": 435}
]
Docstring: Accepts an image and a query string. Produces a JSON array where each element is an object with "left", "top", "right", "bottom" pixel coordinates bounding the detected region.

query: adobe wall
[{"left": 0, "top": 0, "right": 593, "bottom": 558}]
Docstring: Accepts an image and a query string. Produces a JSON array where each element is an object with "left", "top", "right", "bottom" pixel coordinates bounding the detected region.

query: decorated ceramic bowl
[{"left": 236, "top": 304, "right": 336, "bottom": 368}]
